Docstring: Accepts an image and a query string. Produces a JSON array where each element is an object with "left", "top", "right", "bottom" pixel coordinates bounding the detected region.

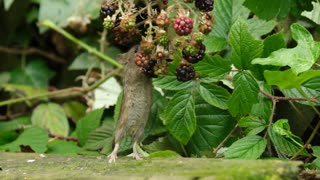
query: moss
[{"left": 0, "top": 153, "right": 302, "bottom": 179}]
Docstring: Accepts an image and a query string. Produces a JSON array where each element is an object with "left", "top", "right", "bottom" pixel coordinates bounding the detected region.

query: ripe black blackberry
[
  {"left": 195, "top": 0, "right": 214, "bottom": 12},
  {"left": 176, "top": 63, "right": 195, "bottom": 81},
  {"left": 142, "top": 59, "right": 158, "bottom": 78},
  {"left": 100, "top": 4, "right": 117, "bottom": 20},
  {"left": 182, "top": 43, "right": 206, "bottom": 63}
]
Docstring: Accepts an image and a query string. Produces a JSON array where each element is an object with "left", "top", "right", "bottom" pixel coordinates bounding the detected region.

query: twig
[
  {"left": 50, "top": 134, "right": 78, "bottom": 142},
  {"left": 264, "top": 98, "right": 277, "bottom": 138},
  {"left": 0, "top": 68, "right": 122, "bottom": 107},
  {"left": 0, "top": 46, "right": 65, "bottom": 64},
  {"left": 38, "top": 20, "right": 123, "bottom": 69},
  {"left": 213, "top": 124, "right": 238, "bottom": 154},
  {"left": 260, "top": 90, "right": 320, "bottom": 104},
  {"left": 290, "top": 120, "right": 320, "bottom": 160}
]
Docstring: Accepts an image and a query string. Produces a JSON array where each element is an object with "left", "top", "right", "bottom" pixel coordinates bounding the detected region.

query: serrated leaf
[
  {"left": 252, "top": 23, "right": 320, "bottom": 74},
  {"left": 187, "top": 95, "right": 234, "bottom": 156},
  {"left": 10, "top": 60, "right": 55, "bottom": 88},
  {"left": 225, "top": 135, "right": 267, "bottom": 159},
  {"left": 93, "top": 77, "right": 122, "bottom": 109},
  {"left": 144, "top": 91, "right": 167, "bottom": 138},
  {"left": 250, "top": 84, "right": 273, "bottom": 122},
  {"left": 194, "top": 55, "right": 231, "bottom": 80},
  {"left": 264, "top": 69, "right": 320, "bottom": 89},
  {"left": 153, "top": 75, "right": 194, "bottom": 91},
  {"left": 248, "top": 18, "right": 277, "bottom": 39},
  {"left": 32, "top": 103, "right": 69, "bottom": 136},
  {"left": 273, "top": 119, "right": 304, "bottom": 148},
  {"left": 227, "top": 72, "right": 260, "bottom": 116},
  {"left": 302, "top": 1, "right": 320, "bottom": 25},
  {"left": 243, "top": 0, "right": 292, "bottom": 20},
  {"left": 0, "top": 116, "right": 31, "bottom": 133},
  {"left": 229, "top": 18, "right": 263, "bottom": 70},
  {"left": 161, "top": 90, "right": 196, "bottom": 145},
  {"left": 197, "top": 83, "right": 231, "bottom": 109},
  {"left": 76, "top": 108, "right": 104, "bottom": 146},
  {"left": 47, "top": 140, "right": 81, "bottom": 155},
  {"left": 238, "top": 116, "right": 267, "bottom": 135},
  {"left": 205, "top": 0, "right": 249, "bottom": 52},
  {"left": 0, "top": 127, "right": 48, "bottom": 153},
  {"left": 83, "top": 121, "right": 114, "bottom": 150},
  {"left": 268, "top": 125, "right": 307, "bottom": 156}
]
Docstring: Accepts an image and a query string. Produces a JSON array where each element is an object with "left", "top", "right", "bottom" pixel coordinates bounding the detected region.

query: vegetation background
[{"left": 0, "top": 0, "right": 320, "bottom": 170}]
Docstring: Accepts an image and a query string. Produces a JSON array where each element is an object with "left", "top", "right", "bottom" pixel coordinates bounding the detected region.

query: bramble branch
[{"left": 0, "top": 46, "right": 65, "bottom": 64}]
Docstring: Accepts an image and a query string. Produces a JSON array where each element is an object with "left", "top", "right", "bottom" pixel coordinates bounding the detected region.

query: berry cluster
[{"left": 100, "top": 0, "right": 214, "bottom": 81}]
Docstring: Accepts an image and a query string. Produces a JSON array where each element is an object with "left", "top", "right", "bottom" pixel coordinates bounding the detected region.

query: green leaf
[
  {"left": 205, "top": 0, "right": 249, "bottom": 52},
  {"left": 0, "top": 72, "right": 10, "bottom": 84},
  {"left": 312, "top": 146, "right": 320, "bottom": 158},
  {"left": 83, "top": 121, "right": 114, "bottom": 151},
  {"left": 281, "top": 76, "right": 320, "bottom": 106},
  {"left": 248, "top": 18, "right": 277, "bottom": 39},
  {"left": 4, "top": 0, "right": 14, "bottom": 10},
  {"left": 161, "top": 90, "right": 196, "bottom": 145},
  {"left": 238, "top": 116, "right": 267, "bottom": 135},
  {"left": 272, "top": 119, "right": 304, "bottom": 148},
  {"left": 225, "top": 135, "right": 267, "bottom": 159},
  {"left": 229, "top": 18, "right": 263, "bottom": 70},
  {"left": 243, "top": 0, "right": 292, "bottom": 20},
  {"left": 0, "top": 131, "right": 18, "bottom": 146},
  {"left": 268, "top": 125, "right": 306, "bottom": 156},
  {"left": 153, "top": 75, "right": 195, "bottom": 91},
  {"left": 144, "top": 91, "right": 167, "bottom": 138},
  {"left": 69, "top": 52, "right": 103, "bottom": 70},
  {"left": 264, "top": 69, "right": 320, "bottom": 89},
  {"left": 62, "top": 101, "right": 86, "bottom": 123},
  {"left": 302, "top": 1, "right": 320, "bottom": 25},
  {"left": 250, "top": 84, "right": 273, "bottom": 122},
  {"left": 47, "top": 140, "right": 81, "bottom": 155},
  {"left": 252, "top": 23, "right": 320, "bottom": 74},
  {"left": 197, "top": 83, "right": 231, "bottom": 109},
  {"left": 0, "top": 116, "right": 31, "bottom": 133},
  {"left": 262, "top": 32, "right": 286, "bottom": 57},
  {"left": 227, "top": 72, "right": 260, "bottom": 116},
  {"left": 0, "top": 127, "right": 48, "bottom": 153},
  {"left": 10, "top": 60, "right": 55, "bottom": 88},
  {"left": 1, "top": 84, "right": 48, "bottom": 102},
  {"left": 187, "top": 95, "right": 234, "bottom": 156},
  {"left": 31, "top": 103, "right": 69, "bottom": 136},
  {"left": 149, "top": 150, "right": 181, "bottom": 158},
  {"left": 194, "top": 55, "right": 231, "bottom": 80},
  {"left": 38, "top": 0, "right": 100, "bottom": 32},
  {"left": 76, "top": 108, "right": 104, "bottom": 146}
]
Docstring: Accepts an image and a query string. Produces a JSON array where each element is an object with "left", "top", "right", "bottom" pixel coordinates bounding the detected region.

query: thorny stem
[
  {"left": 38, "top": 20, "right": 123, "bottom": 69},
  {"left": 0, "top": 68, "right": 122, "bottom": 108}
]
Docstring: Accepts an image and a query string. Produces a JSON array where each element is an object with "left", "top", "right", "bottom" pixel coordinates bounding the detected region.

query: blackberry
[
  {"left": 100, "top": 4, "right": 117, "bottom": 20},
  {"left": 182, "top": 43, "right": 206, "bottom": 63},
  {"left": 142, "top": 59, "right": 157, "bottom": 78},
  {"left": 195, "top": 0, "right": 214, "bottom": 12},
  {"left": 156, "top": 10, "right": 170, "bottom": 28},
  {"left": 134, "top": 51, "right": 150, "bottom": 67},
  {"left": 173, "top": 17, "right": 193, "bottom": 36},
  {"left": 176, "top": 63, "right": 195, "bottom": 81}
]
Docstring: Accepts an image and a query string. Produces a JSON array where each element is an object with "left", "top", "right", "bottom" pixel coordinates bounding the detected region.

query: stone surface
[{"left": 0, "top": 152, "right": 302, "bottom": 179}]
